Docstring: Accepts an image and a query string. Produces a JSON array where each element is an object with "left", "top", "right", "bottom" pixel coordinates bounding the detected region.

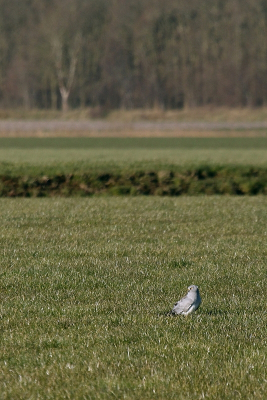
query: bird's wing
[{"left": 172, "top": 294, "right": 193, "bottom": 314}]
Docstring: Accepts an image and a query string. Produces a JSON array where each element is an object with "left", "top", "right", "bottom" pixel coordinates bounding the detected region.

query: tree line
[{"left": 0, "top": 0, "right": 267, "bottom": 111}]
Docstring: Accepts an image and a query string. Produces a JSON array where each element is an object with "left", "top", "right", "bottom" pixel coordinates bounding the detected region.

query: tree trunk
[
  {"left": 60, "top": 87, "right": 70, "bottom": 113},
  {"left": 50, "top": 79, "right": 58, "bottom": 110},
  {"left": 51, "top": 33, "right": 81, "bottom": 113}
]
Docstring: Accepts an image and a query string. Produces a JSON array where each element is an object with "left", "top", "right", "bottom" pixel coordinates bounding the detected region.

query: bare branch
[
  {"left": 66, "top": 32, "right": 82, "bottom": 91},
  {"left": 50, "top": 32, "right": 82, "bottom": 111}
]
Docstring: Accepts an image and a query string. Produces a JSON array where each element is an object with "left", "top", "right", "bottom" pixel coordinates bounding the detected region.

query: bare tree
[
  {"left": 51, "top": 33, "right": 81, "bottom": 112},
  {"left": 39, "top": 0, "right": 83, "bottom": 112}
]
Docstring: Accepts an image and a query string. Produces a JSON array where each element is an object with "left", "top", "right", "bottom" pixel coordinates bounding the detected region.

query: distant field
[
  {"left": 1, "top": 108, "right": 267, "bottom": 138},
  {"left": 0, "top": 137, "right": 266, "bottom": 196},
  {"left": 1, "top": 137, "right": 267, "bottom": 148},
  {"left": 0, "top": 197, "right": 266, "bottom": 399},
  {"left": 0, "top": 138, "right": 267, "bottom": 177}
]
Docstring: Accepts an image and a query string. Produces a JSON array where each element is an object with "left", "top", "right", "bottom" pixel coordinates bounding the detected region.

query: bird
[{"left": 171, "top": 285, "right": 201, "bottom": 315}]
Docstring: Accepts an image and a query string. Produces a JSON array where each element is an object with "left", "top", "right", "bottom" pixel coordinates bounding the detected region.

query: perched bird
[{"left": 172, "top": 285, "right": 201, "bottom": 315}]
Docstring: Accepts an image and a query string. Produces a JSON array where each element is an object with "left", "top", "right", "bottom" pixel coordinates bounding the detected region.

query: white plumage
[{"left": 172, "top": 285, "right": 201, "bottom": 315}]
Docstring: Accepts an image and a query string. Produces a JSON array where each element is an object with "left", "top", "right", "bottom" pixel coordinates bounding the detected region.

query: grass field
[
  {"left": 0, "top": 137, "right": 267, "bottom": 176},
  {"left": 3, "top": 147, "right": 267, "bottom": 175},
  {"left": 0, "top": 137, "right": 266, "bottom": 196},
  {"left": 0, "top": 196, "right": 267, "bottom": 399}
]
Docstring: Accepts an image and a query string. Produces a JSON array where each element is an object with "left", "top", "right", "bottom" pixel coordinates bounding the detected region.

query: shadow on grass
[
  {"left": 158, "top": 308, "right": 228, "bottom": 317},
  {"left": 204, "top": 309, "right": 228, "bottom": 316},
  {"left": 157, "top": 310, "right": 174, "bottom": 317}
]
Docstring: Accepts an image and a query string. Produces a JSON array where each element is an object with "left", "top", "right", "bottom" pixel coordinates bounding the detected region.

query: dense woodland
[{"left": 1, "top": 0, "right": 267, "bottom": 111}]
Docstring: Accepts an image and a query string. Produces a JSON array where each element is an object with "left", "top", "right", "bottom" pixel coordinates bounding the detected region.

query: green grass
[
  {"left": 0, "top": 138, "right": 266, "bottom": 197},
  {"left": 0, "top": 138, "right": 267, "bottom": 176},
  {"left": 1, "top": 149, "right": 267, "bottom": 176},
  {"left": 1, "top": 137, "right": 267, "bottom": 148},
  {"left": 0, "top": 197, "right": 267, "bottom": 399}
]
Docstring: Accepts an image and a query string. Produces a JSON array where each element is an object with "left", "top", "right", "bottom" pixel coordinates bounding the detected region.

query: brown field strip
[
  {"left": 0, "top": 130, "right": 266, "bottom": 138},
  {"left": 1, "top": 129, "right": 267, "bottom": 138},
  {"left": 0, "top": 120, "right": 267, "bottom": 137}
]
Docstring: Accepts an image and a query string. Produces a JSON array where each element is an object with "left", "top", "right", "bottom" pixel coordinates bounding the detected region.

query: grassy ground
[
  {"left": 0, "top": 197, "right": 267, "bottom": 399},
  {"left": 0, "top": 137, "right": 266, "bottom": 196},
  {"left": 1, "top": 137, "right": 267, "bottom": 148},
  {"left": 0, "top": 137, "right": 267, "bottom": 176},
  {"left": 2, "top": 147, "right": 267, "bottom": 174}
]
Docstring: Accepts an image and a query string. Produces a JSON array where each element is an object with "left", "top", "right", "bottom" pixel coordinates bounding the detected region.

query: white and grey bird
[{"left": 172, "top": 285, "right": 201, "bottom": 315}]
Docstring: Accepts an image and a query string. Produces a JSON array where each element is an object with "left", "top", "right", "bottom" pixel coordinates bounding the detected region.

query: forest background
[{"left": 0, "top": 0, "right": 266, "bottom": 113}]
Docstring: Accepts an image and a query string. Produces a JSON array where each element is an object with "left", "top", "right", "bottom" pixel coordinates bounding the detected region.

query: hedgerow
[{"left": 1, "top": 166, "right": 267, "bottom": 196}]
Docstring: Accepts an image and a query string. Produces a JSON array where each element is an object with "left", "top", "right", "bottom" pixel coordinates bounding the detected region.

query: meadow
[
  {"left": 0, "top": 135, "right": 267, "bottom": 399},
  {"left": 0, "top": 137, "right": 267, "bottom": 196},
  {"left": 0, "top": 196, "right": 267, "bottom": 399},
  {"left": 0, "top": 137, "right": 267, "bottom": 174}
]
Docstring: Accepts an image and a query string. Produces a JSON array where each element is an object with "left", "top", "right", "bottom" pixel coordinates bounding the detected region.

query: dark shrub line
[{"left": 1, "top": 167, "right": 267, "bottom": 197}]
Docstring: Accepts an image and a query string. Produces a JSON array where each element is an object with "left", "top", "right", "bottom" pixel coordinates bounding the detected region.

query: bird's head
[{"left": 188, "top": 285, "right": 199, "bottom": 292}]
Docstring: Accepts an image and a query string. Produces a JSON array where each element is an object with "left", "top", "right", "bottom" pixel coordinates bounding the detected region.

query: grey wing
[{"left": 172, "top": 295, "right": 193, "bottom": 314}]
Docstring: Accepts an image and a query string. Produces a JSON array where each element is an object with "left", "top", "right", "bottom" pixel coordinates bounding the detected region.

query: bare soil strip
[
  {"left": 0, "top": 120, "right": 267, "bottom": 137},
  {"left": 1, "top": 130, "right": 267, "bottom": 138}
]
